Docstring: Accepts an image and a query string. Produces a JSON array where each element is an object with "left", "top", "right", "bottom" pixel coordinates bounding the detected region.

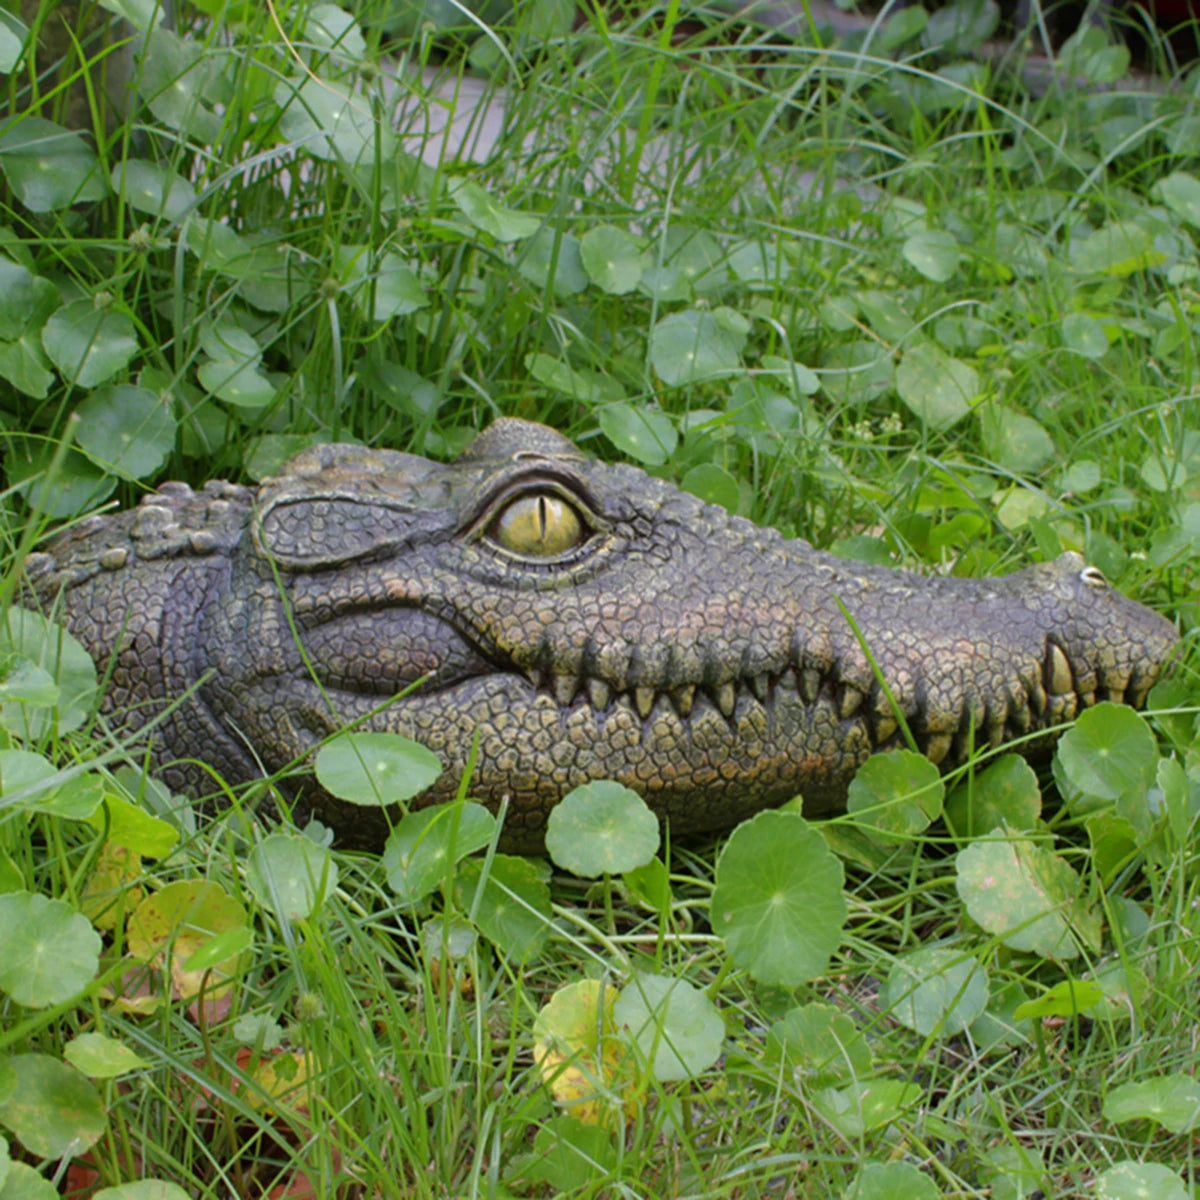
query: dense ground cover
[{"left": 1, "top": 0, "right": 1199, "bottom": 1194}]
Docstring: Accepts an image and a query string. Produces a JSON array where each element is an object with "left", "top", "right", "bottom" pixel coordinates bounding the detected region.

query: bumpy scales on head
[{"left": 25, "top": 418, "right": 1178, "bottom": 851}]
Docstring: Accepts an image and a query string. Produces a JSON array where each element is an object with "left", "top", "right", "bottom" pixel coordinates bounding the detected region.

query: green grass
[{"left": 1, "top": 0, "right": 1199, "bottom": 1195}]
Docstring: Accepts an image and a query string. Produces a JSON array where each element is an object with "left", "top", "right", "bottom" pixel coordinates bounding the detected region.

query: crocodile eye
[
  {"left": 1080, "top": 566, "right": 1108, "bottom": 589},
  {"left": 487, "top": 492, "right": 586, "bottom": 558}
]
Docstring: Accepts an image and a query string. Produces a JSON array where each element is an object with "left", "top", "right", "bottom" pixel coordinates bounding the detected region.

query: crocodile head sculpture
[{"left": 25, "top": 418, "right": 1178, "bottom": 851}]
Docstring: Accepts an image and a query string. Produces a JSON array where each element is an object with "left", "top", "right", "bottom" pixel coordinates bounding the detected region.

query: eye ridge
[{"left": 487, "top": 488, "right": 588, "bottom": 559}]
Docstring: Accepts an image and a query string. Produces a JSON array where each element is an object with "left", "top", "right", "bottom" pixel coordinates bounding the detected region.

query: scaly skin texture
[{"left": 25, "top": 418, "right": 1178, "bottom": 851}]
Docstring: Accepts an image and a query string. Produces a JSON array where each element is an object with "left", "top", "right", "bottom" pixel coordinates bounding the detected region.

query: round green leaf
[
  {"left": 42, "top": 301, "right": 138, "bottom": 389},
  {"left": 112, "top": 160, "right": 196, "bottom": 221},
  {"left": 1055, "top": 702, "right": 1158, "bottom": 803},
  {"left": 1061, "top": 312, "right": 1109, "bottom": 360},
  {"left": 545, "top": 781, "right": 659, "bottom": 877},
  {"left": 896, "top": 342, "right": 977, "bottom": 430},
  {"left": 127, "top": 879, "right": 247, "bottom": 999},
  {"left": 847, "top": 1161, "right": 940, "bottom": 1200},
  {"left": 649, "top": 309, "right": 744, "bottom": 387},
  {"left": 766, "top": 1002, "right": 872, "bottom": 1088},
  {"left": 314, "top": 731, "right": 442, "bottom": 805},
  {"left": 246, "top": 833, "right": 339, "bottom": 921},
  {"left": 1156, "top": 171, "right": 1200, "bottom": 229},
  {"left": 1102, "top": 1075, "right": 1200, "bottom": 1134},
  {"left": 0, "top": 891, "right": 100, "bottom": 1007},
  {"left": 382, "top": 801, "right": 497, "bottom": 904},
  {"left": 0, "top": 1062, "right": 12, "bottom": 1106},
  {"left": 579, "top": 224, "right": 646, "bottom": 294},
  {"left": 711, "top": 811, "right": 846, "bottom": 986},
  {"left": 449, "top": 180, "right": 538, "bottom": 242},
  {"left": 0, "top": 255, "right": 35, "bottom": 341},
  {"left": 526, "top": 353, "right": 625, "bottom": 405},
  {"left": 956, "top": 837, "right": 1094, "bottom": 959},
  {"left": 979, "top": 403, "right": 1055, "bottom": 473},
  {"left": 0, "top": 1054, "right": 106, "bottom": 1159},
  {"left": 903, "top": 228, "right": 959, "bottom": 282},
  {"left": 0, "top": 609, "right": 97, "bottom": 736},
  {"left": 0, "top": 118, "right": 106, "bottom": 212},
  {"left": 0, "top": 9, "right": 29, "bottom": 74},
  {"left": 0, "top": 749, "right": 56, "bottom": 804},
  {"left": 1069, "top": 220, "right": 1164, "bottom": 277},
  {"left": 456, "top": 853, "right": 551, "bottom": 961},
  {"left": 92, "top": 1183, "right": 193, "bottom": 1200},
  {"left": 597, "top": 402, "right": 677, "bottom": 467},
  {"left": 0, "top": 1160, "right": 58, "bottom": 1200},
  {"left": 1094, "top": 1162, "right": 1188, "bottom": 1200},
  {"left": 75, "top": 385, "right": 176, "bottom": 480},
  {"left": 680, "top": 463, "right": 740, "bottom": 513},
  {"left": 846, "top": 750, "right": 944, "bottom": 843},
  {"left": 612, "top": 973, "right": 724, "bottom": 1082},
  {"left": 944, "top": 753, "right": 1042, "bottom": 841},
  {"left": 516, "top": 228, "right": 588, "bottom": 298},
  {"left": 369, "top": 254, "right": 428, "bottom": 321},
  {"left": 882, "top": 944, "right": 988, "bottom": 1036},
  {"left": 306, "top": 2, "right": 367, "bottom": 61},
  {"left": 63, "top": 1033, "right": 150, "bottom": 1079},
  {"left": 529, "top": 1118, "right": 618, "bottom": 1192},
  {"left": 275, "top": 75, "right": 394, "bottom": 165},
  {"left": 87, "top": 793, "right": 180, "bottom": 857},
  {"left": 136, "top": 28, "right": 222, "bottom": 141}
]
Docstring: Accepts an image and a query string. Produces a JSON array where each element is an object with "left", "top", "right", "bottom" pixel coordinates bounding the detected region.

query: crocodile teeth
[
  {"left": 748, "top": 673, "right": 769, "bottom": 702},
  {"left": 800, "top": 669, "right": 821, "bottom": 704},
  {"left": 926, "top": 732, "right": 953, "bottom": 765},
  {"left": 716, "top": 682, "right": 736, "bottom": 718},
  {"left": 839, "top": 685, "right": 865, "bottom": 720},
  {"left": 587, "top": 678, "right": 612, "bottom": 711},
  {"left": 553, "top": 674, "right": 578, "bottom": 706},
  {"left": 1045, "top": 643, "right": 1074, "bottom": 696},
  {"left": 100, "top": 547, "right": 129, "bottom": 571},
  {"left": 634, "top": 687, "right": 656, "bottom": 718},
  {"left": 672, "top": 684, "right": 696, "bottom": 717},
  {"left": 875, "top": 713, "right": 898, "bottom": 744}
]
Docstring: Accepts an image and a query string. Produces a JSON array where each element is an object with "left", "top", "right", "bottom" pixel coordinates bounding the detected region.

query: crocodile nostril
[{"left": 1044, "top": 641, "right": 1074, "bottom": 697}]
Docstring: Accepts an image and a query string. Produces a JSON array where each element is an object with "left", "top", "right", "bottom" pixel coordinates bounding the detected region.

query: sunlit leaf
[
  {"left": 957, "top": 837, "right": 1097, "bottom": 959},
  {"left": 246, "top": 833, "right": 339, "bottom": 921},
  {"left": 1093, "top": 1161, "right": 1187, "bottom": 1200},
  {"left": 456, "top": 854, "right": 551, "bottom": 961},
  {"left": 597, "top": 402, "right": 676, "bottom": 466},
  {"left": 649, "top": 308, "right": 745, "bottom": 387},
  {"left": 112, "top": 159, "right": 196, "bottom": 220},
  {"left": 579, "top": 224, "right": 646, "bottom": 293},
  {"left": 1102, "top": 1074, "right": 1200, "bottom": 1134},
  {"left": 314, "top": 731, "right": 442, "bottom": 806},
  {"left": 711, "top": 811, "right": 846, "bottom": 986},
  {"left": 42, "top": 301, "right": 138, "bottom": 389},
  {"left": 449, "top": 180, "right": 538, "bottom": 242},
  {"left": 382, "top": 801, "right": 496, "bottom": 905},
  {"left": 882, "top": 944, "right": 988, "bottom": 1036},
  {"left": 896, "top": 342, "right": 976, "bottom": 429},
  {"left": 545, "top": 781, "right": 659, "bottom": 877},
  {"left": 75, "top": 385, "right": 176, "bottom": 479},
  {"left": 0, "top": 891, "right": 100, "bottom": 1007},
  {"left": 64, "top": 1033, "right": 150, "bottom": 1079},
  {"left": 0, "top": 118, "right": 106, "bottom": 211},
  {"left": 612, "top": 973, "right": 723, "bottom": 1082},
  {"left": 0, "top": 1055, "right": 106, "bottom": 1159}
]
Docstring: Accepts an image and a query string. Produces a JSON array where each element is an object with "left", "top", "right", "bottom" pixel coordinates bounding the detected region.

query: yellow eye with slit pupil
[{"left": 490, "top": 493, "right": 584, "bottom": 557}]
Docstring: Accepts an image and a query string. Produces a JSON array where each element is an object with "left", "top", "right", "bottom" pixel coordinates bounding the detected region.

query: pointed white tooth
[
  {"left": 553, "top": 674, "right": 577, "bottom": 706},
  {"left": 926, "top": 732, "right": 953, "bottom": 765},
  {"left": 587, "top": 678, "right": 612, "bottom": 710},
  {"left": 634, "top": 687, "right": 656, "bottom": 718},
  {"left": 1045, "top": 643, "right": 1074, "bottom": 696},
  {"left": 716, "top": 682, "right": 736, "bottom": 717},
  {"left": 672, "top": 684, "right": 696, "bottom": 717}
]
